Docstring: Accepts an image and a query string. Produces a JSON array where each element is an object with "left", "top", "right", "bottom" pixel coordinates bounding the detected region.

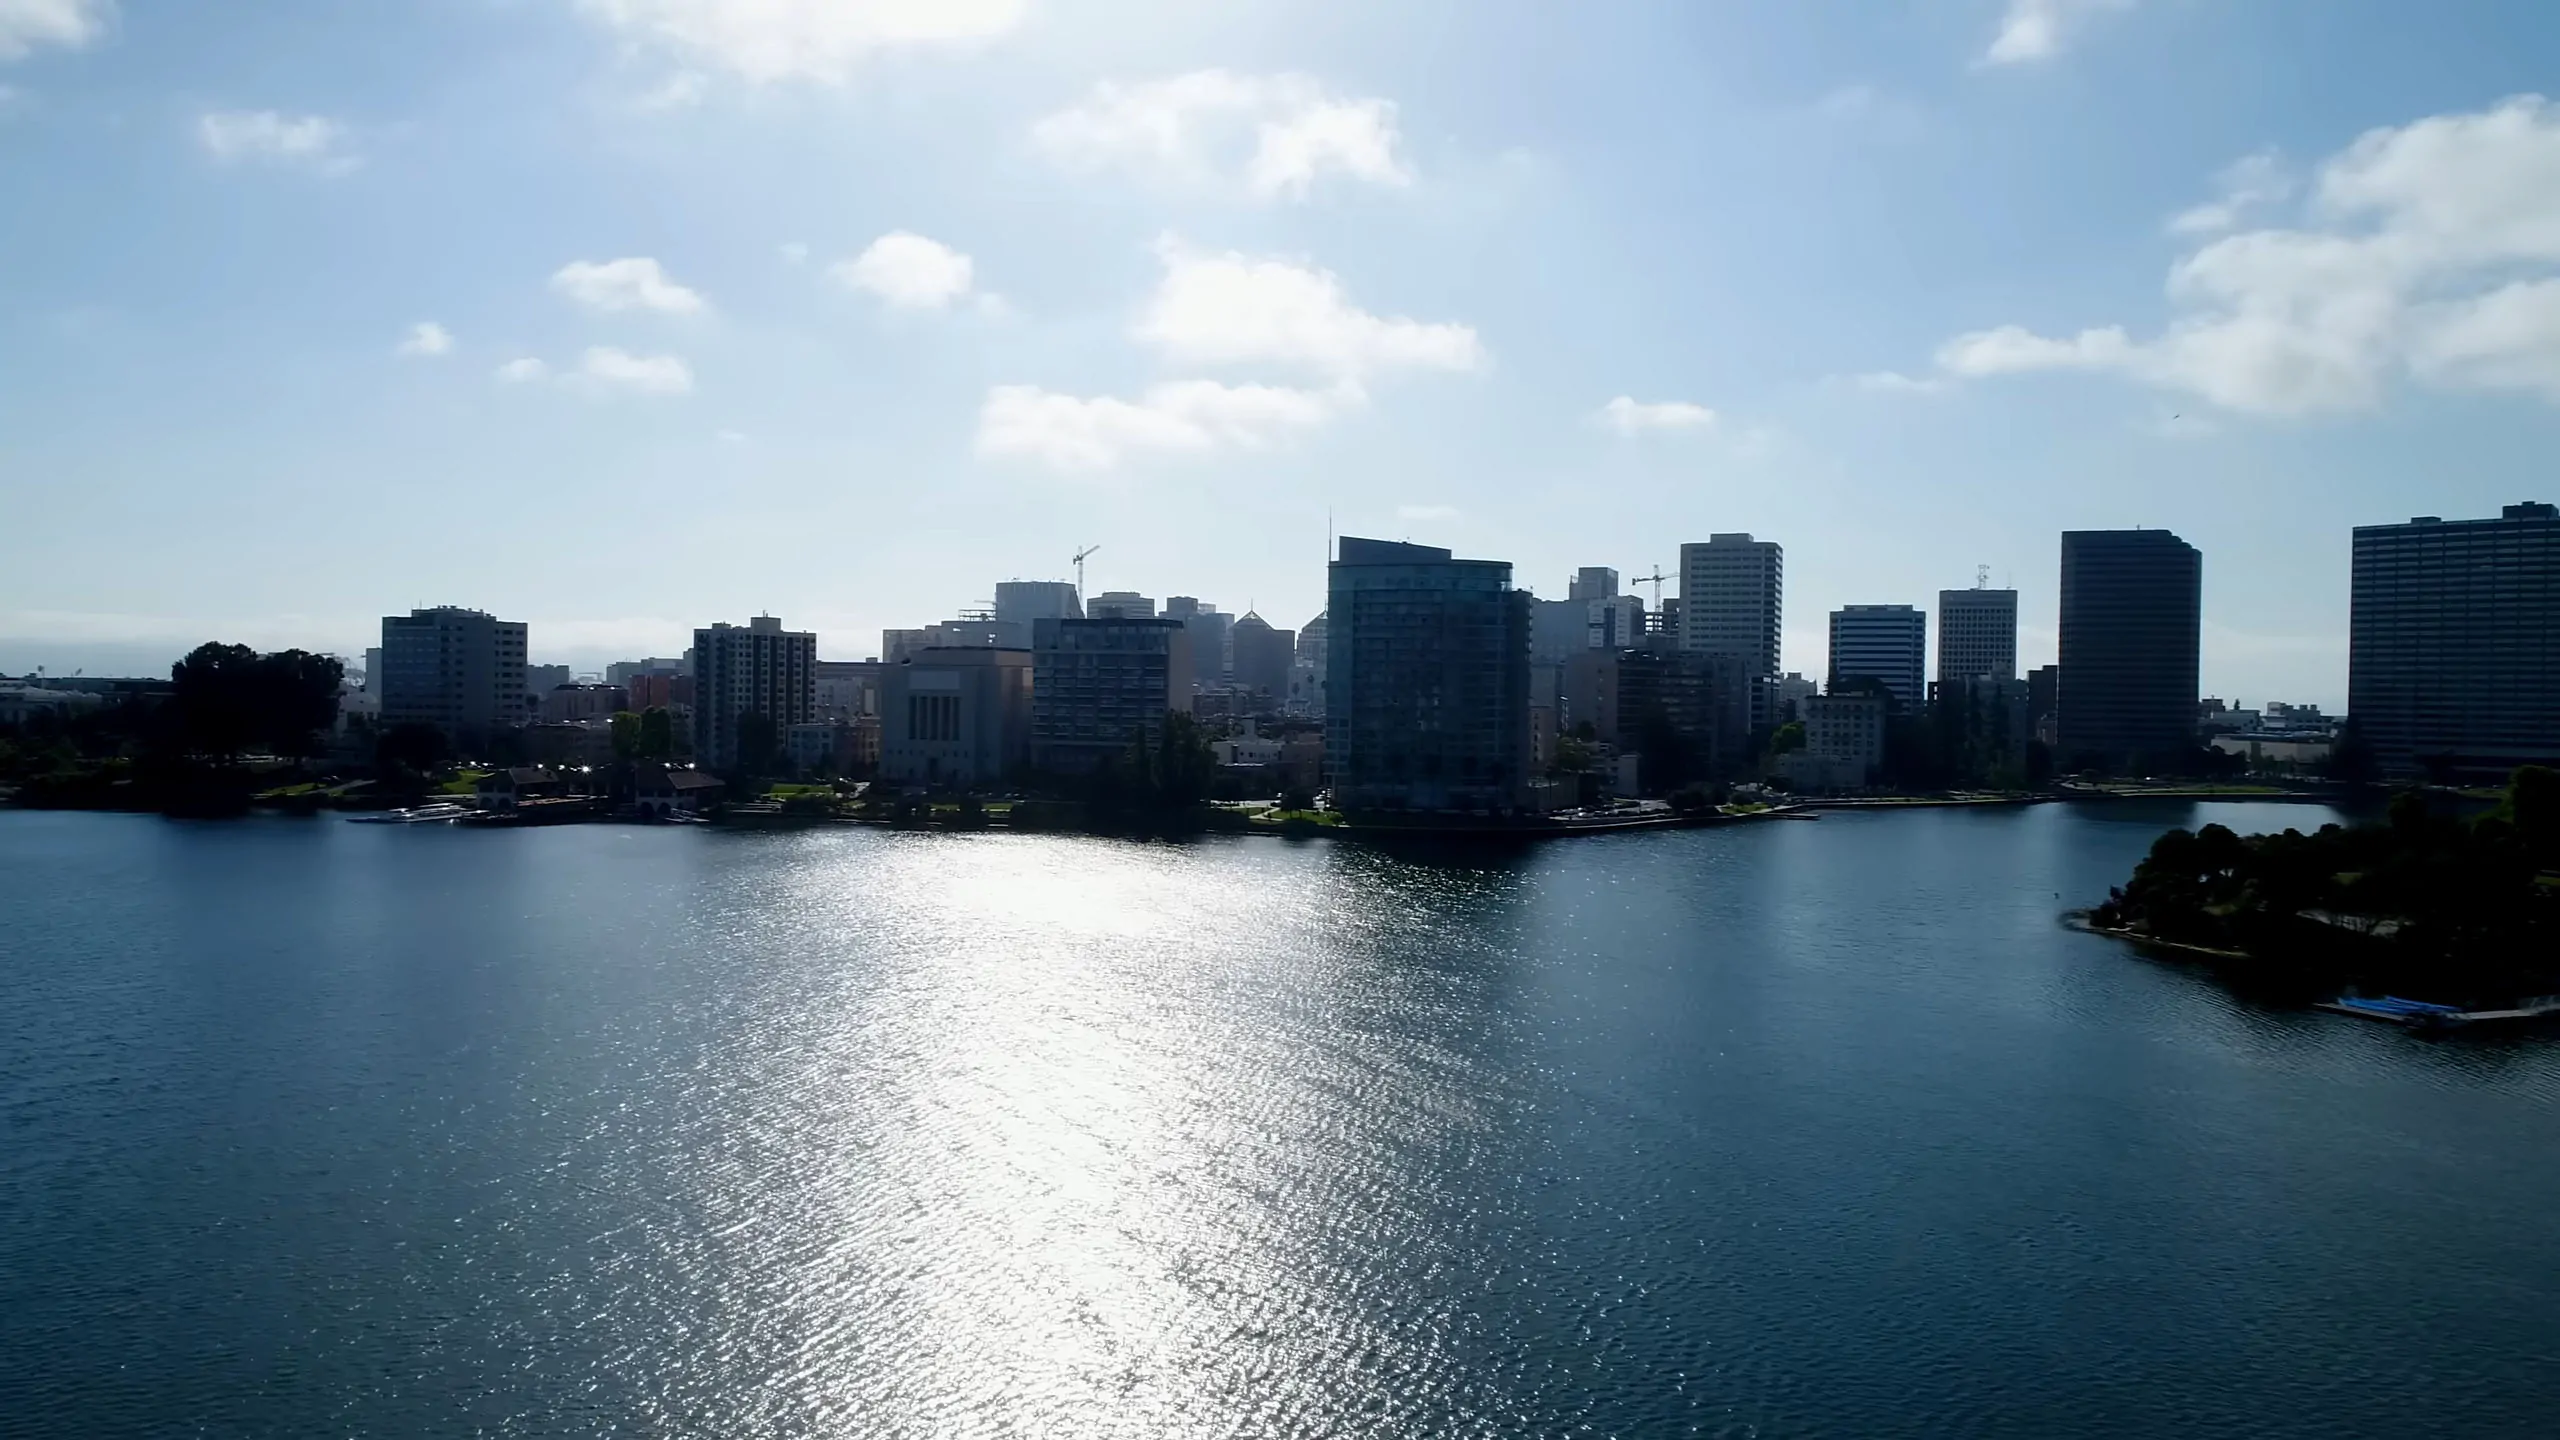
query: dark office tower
[
  {"left": 1326, "top": 538, "right": 1533, "bottom": 815},
  {"left": 1229, "top": 611, "right": 1295, "bottom": 700},
  {"left": 2349, "top": 502, "right": 2560, "bottom": 781},
  {"left": 2058, "top": 529, "right": 2201, "bottom": 771}
]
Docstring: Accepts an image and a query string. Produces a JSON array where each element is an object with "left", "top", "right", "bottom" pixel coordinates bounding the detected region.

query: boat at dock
[
  {"left": 348, "top": 802, "right": 472, "bottom": 825},
  {"left": 2318, "top": 994, "right": 2560, "bottom": 1032}
]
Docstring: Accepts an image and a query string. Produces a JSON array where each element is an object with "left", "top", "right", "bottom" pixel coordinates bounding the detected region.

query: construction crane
[
  {"left": 1073, "top": 544, "right": 1100, "bottom": 599},
  {"left": 1633, "top": 566, "right": 1671, "bottom": 606}
]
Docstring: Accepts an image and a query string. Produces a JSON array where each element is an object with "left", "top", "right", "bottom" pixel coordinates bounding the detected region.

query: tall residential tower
[
  {"left": 692, "top": 615, "right": 817, "bottom": 770},
  {"left": 1326, "top": 538, "right": 1532, "bottom": 814},
  {"left": 2349, "top": 502, "right": 2560, "bottom": 780}
]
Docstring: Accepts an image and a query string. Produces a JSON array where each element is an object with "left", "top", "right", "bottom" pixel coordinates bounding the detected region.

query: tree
[
  {"left": 254, "top": 650, "right": 345, "bottom": 762},
  {"left": 1768, "top": 721, "right": 1806, "bottom": 755},
  {"left": 734, "top": 710, "right": 779, "bottom": 779},
  {"left": 638, "top": 706, "right": 675, "bottom": 761},
  {"left": 1552, "top": 734, "right": 1593, "bottom": 776},
  {"left": 375, "top": 722, "right": 449, "bottom": 779},
  {"left": 168, "top": 643, "right": 343, "bottom": 764},
  {"left": 610, "top": 711, "right": 642, "bottom": 763}
]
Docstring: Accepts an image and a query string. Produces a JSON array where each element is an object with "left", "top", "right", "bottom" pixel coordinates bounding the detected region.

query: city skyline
[{"left": 14, "top": 3, "right": 2560, "bottom": 708}]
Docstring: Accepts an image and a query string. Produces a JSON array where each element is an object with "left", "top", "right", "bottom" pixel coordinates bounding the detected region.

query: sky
[{"left": 8, "top": 0, "right": 2560, "bottom": 709}]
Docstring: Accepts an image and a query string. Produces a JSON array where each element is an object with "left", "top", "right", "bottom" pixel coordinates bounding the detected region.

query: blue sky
[{"left": 8, "top": 0, "right": 2560, "bottom": 708}]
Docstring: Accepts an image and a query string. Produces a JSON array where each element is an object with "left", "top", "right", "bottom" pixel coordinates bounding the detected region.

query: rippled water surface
[{"left": 3, "top": 803, "right": 2556, "bottom": 1437}]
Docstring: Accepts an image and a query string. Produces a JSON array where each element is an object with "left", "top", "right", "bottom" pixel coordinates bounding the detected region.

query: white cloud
[
  {"left": 0, "top": 0, "right": 110, "bottom": 61},
  {"left": 778, "top": 241, "right": 810, "bottom": 265},
  {"left": 716, "top": 428, "right": 748, "bottom": 443},
  {"left": 1981, "top": 0, "right": 2134, "bottom": 66},
  {"left": 1395, "top": 503, "right": 1458, "bottom": 521},
  {"left": 1032, "top": 70, "right": 1410, "bottom": 202},
  {"left": 1849, "top": 370, "right": 1948, "bottom": 395},
  {"left": 1911, "top": 96, "right": 2560, "bottom": 416},
  {"left": 975, "top": 380, "right": 1336, "bottom": 473},
  {"left": 395, "top": 321, "right": 453, "bottom": 358},
  {"left": 575, "top": 0, "right": 1025, "bottom": 85},
  {"left": 550, "top": 257, "right": 707, "bottom": 315},
  {"left": 197, "top": 110, "right": 359, "bottom": 174},
  {"left": 1135, "top": 236, "right": 1483, "bottom": 382},
  {"left": 1596, "top": 396, "right": 1717, "bottom": 435},
  {"left": 2407, "top": 279, "right": 2560, "bottom": 399},
  {"left": 571, "top": 346, "right": 693, "bottom": 396},
  {"left": 494, "top": 357, "right": 551, "bottom": 383},
  {"left": 2167, "top": 149, "right": 2291, "bottom": 235},
  {"left": 833, "top": 231, "right": 977, "bottom": 309}
]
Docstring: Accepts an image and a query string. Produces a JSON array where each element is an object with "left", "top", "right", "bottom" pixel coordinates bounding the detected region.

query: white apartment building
[{"left": 692, "top": 615, "right": 817, "bottom": 769}]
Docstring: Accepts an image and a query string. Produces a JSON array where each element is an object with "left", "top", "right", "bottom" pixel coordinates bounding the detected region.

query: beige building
[{"left": 881, "top": 647, "right": 1032, "bottom": 787}]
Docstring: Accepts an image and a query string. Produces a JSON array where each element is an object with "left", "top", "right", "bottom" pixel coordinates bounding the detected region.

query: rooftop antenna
[
  {"left": 1072, "top": 544, "right": 1100, "bottom": 598},
  {"left": 1976, "top": 564, "right": 1990, "bottom": 590}
]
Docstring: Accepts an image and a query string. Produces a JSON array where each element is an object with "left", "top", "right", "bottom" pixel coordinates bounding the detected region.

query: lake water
[{"left": 2, "top": 803, "right": 2555, "bottom": 1438}]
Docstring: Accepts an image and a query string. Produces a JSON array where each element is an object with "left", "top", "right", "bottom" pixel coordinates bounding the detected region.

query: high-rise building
[
  {"left": 881, "top": 628, "right": 929, "bottom": 663},
  {"left": 1086, "top": 591, "right": 1156, "bottom": 620},
  {"left": 2349, "top": 501, "right": 2560, "bottom": 780},
  {"left": 1164, "top": 597, "right": 1233, "bottom": 685},
  {"left": 1936, "top": 587, "right": 2019, "bottom": 686},
  {"left": 1230, "top": 612, "right": 1295, "bottom": 700},
  {"left": 1030, "top": 617, "right": 1192, "bottom": 774},
  {"left": 377, "top": 606, "right": 528, "bottom": 754},
  {"left": 1587, "top": 595, "right": 1646, "bottom": 651},
  {"left": 1561, "top": 646, "right": 1750, "bottom": 784},
  {"left": 1828, "top": 604, "right": 1927, "bottom": 713},
  {"left": 881, "top": 647, "right": 1031, "bottom": 786},
  {"left": 2027, "top": 664, "right": 2060, "bottom": 747},
  {"left": 1326, "top": 538, "right": 1533, "bottom": 814},
  {"left": 1530, "top": 597, "right": 1589, "bottom": 665},
  {"left": 692, "top": 615, "right": 817, "bottom": 769},
  {"left": 2058, "top": 529, "right": 2201, "bottom": 770},
  {"left": 993, "top": 580, "right": 1083, "bottom": 636},
  {"left": 1290, "top": 611, "right": 1329, "bottom": 717},
  {"left": 1568, "top": 567, "right": 1620, "bottom": 602},
  {"left": 1679, "top": 535, "right": 1783, "bottom": 726}
]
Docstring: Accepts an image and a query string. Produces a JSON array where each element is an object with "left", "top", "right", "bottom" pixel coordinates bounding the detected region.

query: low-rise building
[
  {"left": 0, "top": 682, "right": 105, "bottom": 728},
  {"left": 1781, "top": 692, "right": 1886, "bottom": 791},
  {"left": 540, "top": 683, "right": 625, "bottom": 724},
  {"left": 474, "top": 767, "right": 564, "bottom": 812},
  {"left": 881, "top": 646, "right": 1032, "bottom": 787},
  {"left": 634, "top": 766, "right": 726, "bottom": 818}
]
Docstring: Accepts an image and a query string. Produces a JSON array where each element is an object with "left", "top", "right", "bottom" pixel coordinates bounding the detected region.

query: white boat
[{"left": 348, "top": 802, "right": 473, "bottom": 825}]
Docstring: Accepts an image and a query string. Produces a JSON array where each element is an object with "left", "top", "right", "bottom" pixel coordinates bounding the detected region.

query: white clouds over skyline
[
  {"left": 550, "top": 257, "right": 708, "bottom": 315},
  {"left": 1135, "top": 236, "right": 1483, "bottom": 383},
  {"left": 978, "top": 237, "right": 1482, "bottom": 473},
  {"left": 0, "top": 0, "right": 110, "bottom": 61},
  {"left": 833, "top": 232, "right": 982, "bottom": 310},
  {"left": 974, "top": 380, "right": 1336, "bottom": 473},
  {"left": 1033, "top": 70, "right": 1411, "bottom": 202},
  {"left": 575, "top": 0, "right": 1026, "bottom": 86},
  {"left": 1921, "top": 96, "right": 2560, "bottom": 414},
  {"left": 197, "top": 109, "right": 358, "bottom": 173}
]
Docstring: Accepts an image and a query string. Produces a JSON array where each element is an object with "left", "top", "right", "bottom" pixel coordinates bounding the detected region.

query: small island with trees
[{"left": 2088, "top": 767, "right": 2560, "bottom": 1015}]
